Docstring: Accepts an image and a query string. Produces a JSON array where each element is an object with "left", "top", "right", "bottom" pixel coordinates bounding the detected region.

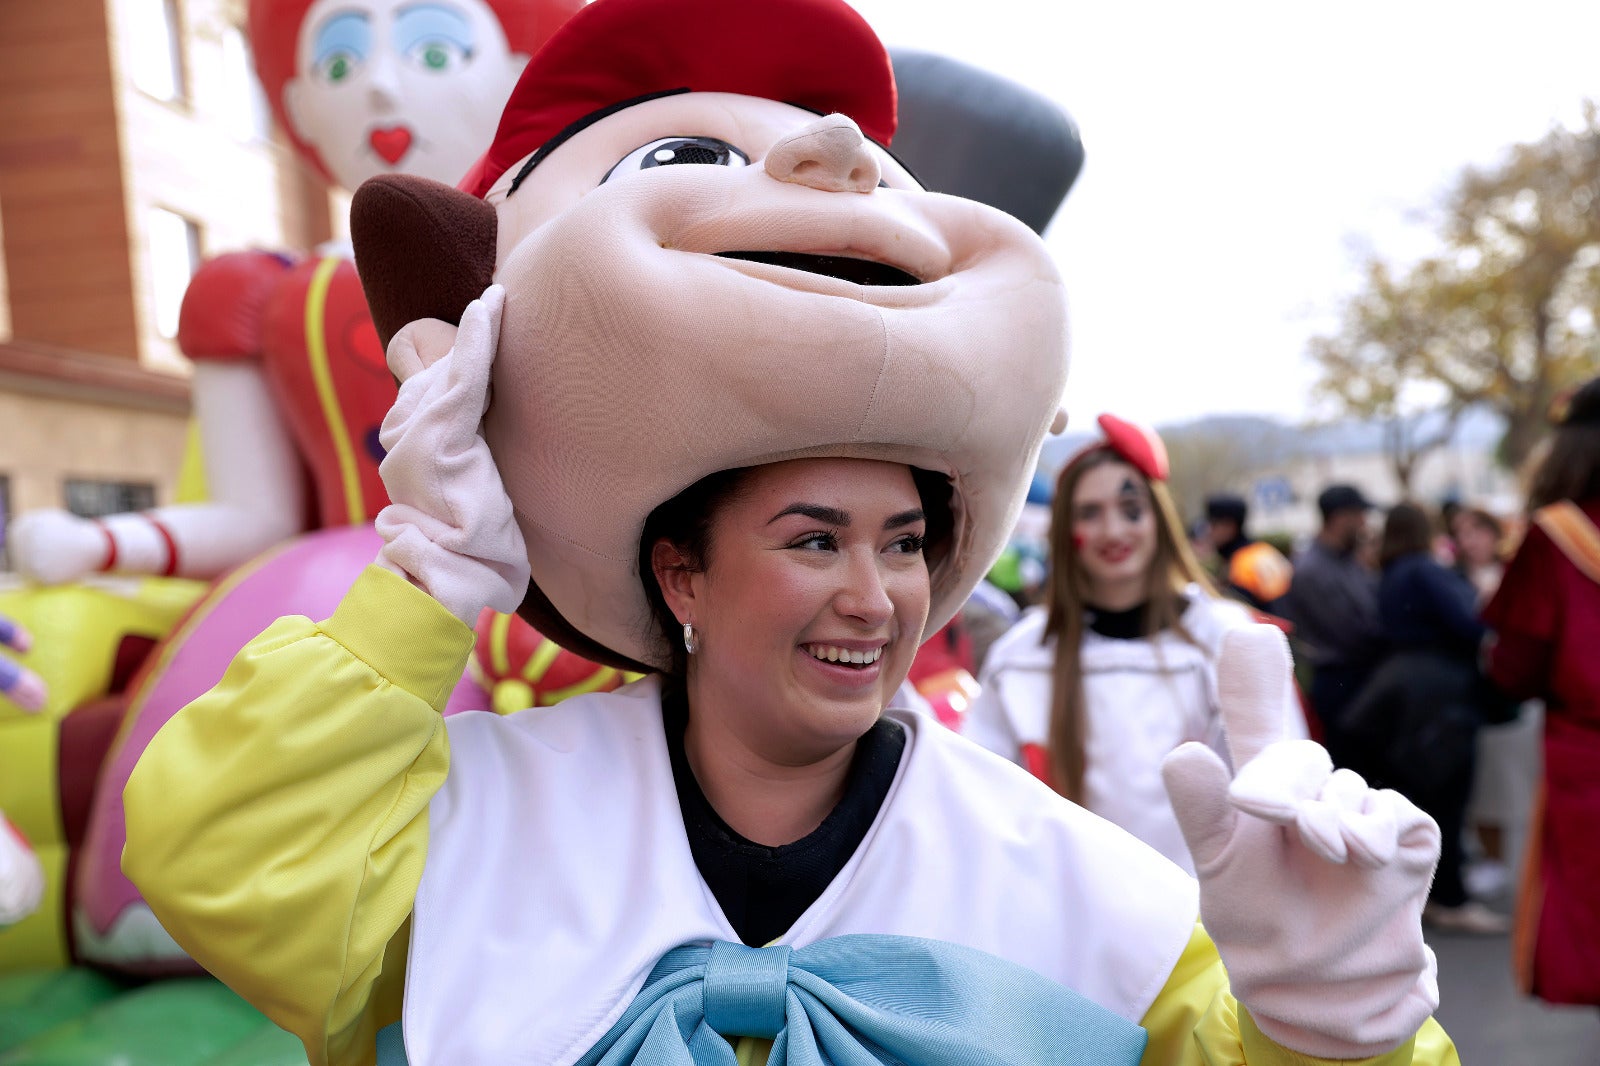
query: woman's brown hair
[
  {"left": 1041, "top": 448, "right": 1217, "bottom": 802},
  {"left": 1528, "top": 375, "right": 1600, "bottom": 511},
  {"left": 1378, "top": 501, "right": 1434, "bottom": 568}
]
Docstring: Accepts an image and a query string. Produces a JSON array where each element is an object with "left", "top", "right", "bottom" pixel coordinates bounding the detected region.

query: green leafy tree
[{"left": 1313, "top": 102, "right": 1600, "bottom": 475}]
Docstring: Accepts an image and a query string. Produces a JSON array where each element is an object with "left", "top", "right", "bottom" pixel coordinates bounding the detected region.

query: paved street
[{"left": 1430, "top": 927, "right": 1599, "bottom": 1064}]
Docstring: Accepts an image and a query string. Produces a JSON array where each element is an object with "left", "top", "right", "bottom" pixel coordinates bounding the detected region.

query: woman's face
[
  {"left": 1454, "top": 515, "right": 1500, "bottom": 569},
  {"left": 672, "top": 458, "right": 930, "bottom": 763},
  {"left": 1070, "top": 460, "right": 1158, "bottom": 603}
]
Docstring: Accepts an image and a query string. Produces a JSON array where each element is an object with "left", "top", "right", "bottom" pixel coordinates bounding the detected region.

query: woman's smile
[
  {"left": 798, "top": 640, "right": 888, "bottom": 690},
  {"left": 1095, "top": 542, "right": 1135, "bottom": 565}
]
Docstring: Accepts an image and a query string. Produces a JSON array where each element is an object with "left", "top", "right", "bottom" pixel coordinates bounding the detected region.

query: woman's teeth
[{"left": 806, "top": 644, "right": 882, "bottom": 665}]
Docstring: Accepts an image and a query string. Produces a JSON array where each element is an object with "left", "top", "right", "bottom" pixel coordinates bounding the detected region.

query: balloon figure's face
[{"left": 283, "top": 0, "right": 527, "bottom": 191}]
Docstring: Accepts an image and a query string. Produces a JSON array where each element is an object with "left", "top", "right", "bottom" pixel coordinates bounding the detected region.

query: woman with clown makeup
[
  {"left": 126, "top": 0, "right": 1458, "bottom": 1063},
  {"left": 964, "top": 416, "right": 1308, "bottom": 876}
]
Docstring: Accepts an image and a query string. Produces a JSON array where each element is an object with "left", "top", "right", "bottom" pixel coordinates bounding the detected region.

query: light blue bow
[{"left": 379, "top": 935, "right": 1147, "bottom": 1065}]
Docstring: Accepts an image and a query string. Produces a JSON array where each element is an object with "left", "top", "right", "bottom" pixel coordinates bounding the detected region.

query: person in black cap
[
  {"left": 1279, "top": 483, "right": 1382, "bottom": 768},
  {"left": 1202, "top": 493, "right": 1292, "bottom": 612}
]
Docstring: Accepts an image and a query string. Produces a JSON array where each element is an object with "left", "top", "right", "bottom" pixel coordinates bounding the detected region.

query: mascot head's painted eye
[{"left": 602, "top": 137, "right": 749, "bottom": 184}]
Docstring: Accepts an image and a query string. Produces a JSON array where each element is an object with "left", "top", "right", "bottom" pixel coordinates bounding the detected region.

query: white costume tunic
[
  {"left": 963, "top": 590, "right": 1302, "bottom": 875},
  {"left": 402, "top": 677, "right": 1199, "bottom": 1065}
]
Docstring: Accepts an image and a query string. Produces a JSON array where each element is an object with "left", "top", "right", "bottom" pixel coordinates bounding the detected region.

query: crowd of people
[
  {"left": 968, "top": 375, "right": 1600, "bottom": 1011},
  {"left": 1270, "top": 388, "right": 1599, "bottom": 962}
]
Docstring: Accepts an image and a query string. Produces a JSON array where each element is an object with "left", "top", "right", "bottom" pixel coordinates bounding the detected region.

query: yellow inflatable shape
[
  {"left": 0, "top": 577, "right": 205, "bottom": 970},
  {"left": 175, "top": 418, "right": 211, "bottom": 505},
  {"left": 0, "top": 578, "right": 207, "bottom": 722},
  {"left": 0, "top": 715, "right": 68, "bottom": 968}
]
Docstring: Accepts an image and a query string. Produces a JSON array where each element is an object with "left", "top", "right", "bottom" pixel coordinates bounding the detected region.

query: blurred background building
[{"left": 0, "top": 0, "right": 339, "bottom": 561}]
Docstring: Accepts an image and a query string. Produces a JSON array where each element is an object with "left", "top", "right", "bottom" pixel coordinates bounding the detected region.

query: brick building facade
[{"left": 0, "top": 0, "right": 334, "bottom": 554}]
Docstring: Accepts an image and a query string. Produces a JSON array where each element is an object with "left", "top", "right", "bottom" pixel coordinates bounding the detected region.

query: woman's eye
[
  {"left": 791, "top": 532, "right": 837, "bottom": 551},
  {"left": 1121, "top": 503, "right": 1144, "bottom": 522},
  {"left": 892, "top": 533, "right": 927, "bottom": 555},
  {"left": 408, "top": 39, "right": 468, "bottom": 72},
  {"left": 602, "top": 137, "right": 749, "bottom": 184}
]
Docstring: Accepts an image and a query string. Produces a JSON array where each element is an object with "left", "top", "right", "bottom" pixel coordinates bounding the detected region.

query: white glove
[
  {"left": 0, "top": 615, "right": 47, "bottom": 713},
  {"left": 375, "top": 284, "right": 529, "bottom": 626},
  {"left": 0, "top": 813, "right": 44, "bottom": 926},
  {"left": 1161, "top": 626, "right": 1441, "bottom": 1059},
  {"left": 8, "top": 509, "right": 106, "bottom": 585}
]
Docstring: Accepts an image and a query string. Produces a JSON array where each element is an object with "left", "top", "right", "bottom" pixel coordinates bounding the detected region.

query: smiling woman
[
  {"left": 642, "top": 460, "right": 932, "bottom": 844},
  {"left": 965, "top": 416, "right": 1307, "bottom": 874},
  {"left": 122, "top": 0, "right": 1454, "bottom": 1064}
]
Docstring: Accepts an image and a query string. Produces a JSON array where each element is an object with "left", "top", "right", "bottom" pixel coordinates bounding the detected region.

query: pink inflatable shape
[{"left": 74, "top": 525, "right": 486, "bottom": 972}]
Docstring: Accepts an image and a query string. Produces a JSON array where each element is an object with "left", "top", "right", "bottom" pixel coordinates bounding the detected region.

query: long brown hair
[
  {"left": 1528, "top": 376, "right": 1600, "bottom": 511},
  {"left": 1041, "top": 448, "right": 1217, "bottom": 802},
  {"left": 1378, "top": 501, "right": 1433, "bottom": 568}
]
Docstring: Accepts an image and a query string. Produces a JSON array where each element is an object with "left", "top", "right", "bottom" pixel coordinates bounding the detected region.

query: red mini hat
[
  {"left": 1096, "top": 413, "right": 1169, "bottom": 481},
  {"left": 1061, "top": 414, "right": 1170, "bottom": 483},
  {"left": 467, "top": 0, "right": 898, "bottom": 198}
]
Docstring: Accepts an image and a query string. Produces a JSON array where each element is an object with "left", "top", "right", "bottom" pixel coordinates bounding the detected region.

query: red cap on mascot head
[
  {"left": 467, "top": 0, "right": 899, "bottom": 198},
  {"left": 247, "top": 0, "right": 584, "bottom": 184}
]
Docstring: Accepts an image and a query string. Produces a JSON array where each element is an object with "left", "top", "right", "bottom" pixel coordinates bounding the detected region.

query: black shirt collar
[{"left": 661, "top": 678, "right": 907, "bottom": 947}]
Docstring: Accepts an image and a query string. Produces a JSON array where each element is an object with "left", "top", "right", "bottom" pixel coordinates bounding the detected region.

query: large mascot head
[
  {"left": 353, "top": 0, "right": 1071, "bottom": 672},
  {"left": 247, "top": 0, "right": 583, "bottom": 190}
]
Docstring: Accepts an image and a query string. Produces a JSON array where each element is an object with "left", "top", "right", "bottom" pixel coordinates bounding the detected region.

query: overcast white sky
[{"left": 847, "top": 0, "right": 1600, "bottom": 429}]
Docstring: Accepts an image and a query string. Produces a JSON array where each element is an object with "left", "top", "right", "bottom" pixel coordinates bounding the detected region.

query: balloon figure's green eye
[
  {"left": 423, "top": 44, "right": 448, "bottom": 70},
  {"left": 327, "top": 55, "right": 351, "bottom": 81}
]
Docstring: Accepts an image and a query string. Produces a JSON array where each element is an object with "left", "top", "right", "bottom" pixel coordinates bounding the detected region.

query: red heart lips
[{"left": 368, "top": 126, "right": 414, "bottom": 164}]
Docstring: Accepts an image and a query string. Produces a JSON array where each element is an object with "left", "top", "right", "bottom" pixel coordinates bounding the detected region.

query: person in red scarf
[{"left": 1483, "top": 375, "right": 1600, "bottom": 1006}]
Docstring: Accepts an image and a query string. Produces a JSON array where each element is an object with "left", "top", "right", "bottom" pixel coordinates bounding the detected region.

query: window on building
[
  {"left": 222, "top": 26, "right": 273, "bottom": 142},
  {"left": 129, "top": 0, "right": 188, "bottom": 103},
  {"left": 148, "top": 208, "right": 202, "bottom": 338},
  {"left": 64, "top": 479, "right": 157, "bottom": 519}
]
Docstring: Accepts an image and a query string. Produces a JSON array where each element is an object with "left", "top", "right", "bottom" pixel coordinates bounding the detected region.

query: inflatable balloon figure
[{"left": 0, "top": 0, "right": 583, "bottom": 985}]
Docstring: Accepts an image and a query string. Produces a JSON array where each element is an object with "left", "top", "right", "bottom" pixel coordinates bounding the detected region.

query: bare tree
[{"left": 1312, "top": 102, "right": 1600, "bottom": 471}]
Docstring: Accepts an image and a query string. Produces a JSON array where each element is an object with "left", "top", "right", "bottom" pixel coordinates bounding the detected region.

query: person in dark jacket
[
  {"left": 1279, "top": 484, "right": 1382, "bottom": 766},
  {"left": 1350, "top": 501, "right": 1507, "bottom": 933}
]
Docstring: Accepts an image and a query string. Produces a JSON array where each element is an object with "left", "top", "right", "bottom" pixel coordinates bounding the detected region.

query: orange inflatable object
[{"left": 1227, "top": 541, "right": 1294, "bottom": 605}]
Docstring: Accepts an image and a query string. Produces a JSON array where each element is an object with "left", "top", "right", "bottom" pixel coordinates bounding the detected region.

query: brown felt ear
[{"left": 351, "top": 174, "right": 498, "bottom": 351}]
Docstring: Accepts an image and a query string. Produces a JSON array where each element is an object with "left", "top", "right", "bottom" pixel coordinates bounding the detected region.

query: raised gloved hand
[
  {"left": 375, "top": 284, "right": 529, "bottom": 626},
  {"left": 0, "top": 614, "right": 47, "bottom": 713},
  {"left": 8, "top": 509, "right": 109, "bottom": 585},
  {"left": 1161, "top": 626, "right": 1440, "bottom": 1060}
]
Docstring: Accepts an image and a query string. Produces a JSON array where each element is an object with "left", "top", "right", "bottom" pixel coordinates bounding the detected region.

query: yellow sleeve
[
  {"left": 123, "top": 564, "right": 474, "bottom": 1066},
  {"left": 1140, "top": 924, "right": 1460, "bottom": 1066}
]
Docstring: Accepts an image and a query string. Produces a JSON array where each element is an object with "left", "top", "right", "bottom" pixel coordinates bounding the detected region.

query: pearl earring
[{"left": 682, "top": 622, "right": 698, "bottom": 655}]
